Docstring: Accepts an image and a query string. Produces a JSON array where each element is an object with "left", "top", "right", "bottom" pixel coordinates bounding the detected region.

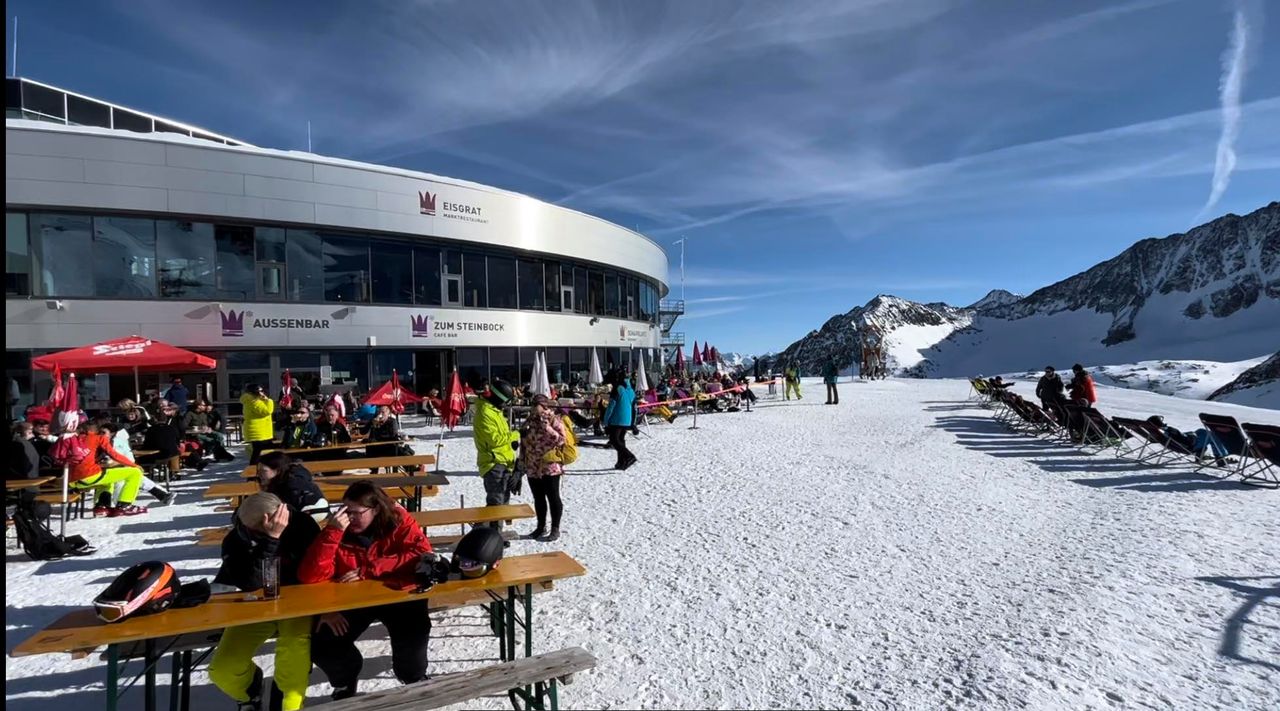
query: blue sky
[{"left": 7, "top": 0, "right": 1279, "bottom": 355}]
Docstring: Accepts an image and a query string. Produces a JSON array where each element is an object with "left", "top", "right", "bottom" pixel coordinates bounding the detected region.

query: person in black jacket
[
  {"left": 363, "top": 405, "right": 404, "bottom": 471},
  {"left": 255, "top": 451, "right": 328, "bottom": 515},
  {"left": 210, "top": 492, "right": 320, "bottom": 711},
  {"left": 1035, "top": 366, "right": 1066, "bottom": 413},
  {"left": 8, "top": 421, "right": 41, "bottom": 485}
]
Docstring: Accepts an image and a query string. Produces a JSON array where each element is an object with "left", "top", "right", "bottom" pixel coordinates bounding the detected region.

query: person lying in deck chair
[{"left": 1147, "top": 416, "right": 1231, "bottom": 467}]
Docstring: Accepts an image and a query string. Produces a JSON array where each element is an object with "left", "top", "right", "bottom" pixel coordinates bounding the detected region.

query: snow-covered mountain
[
  {"left": 774, "top": 202, "right": 1279, "bottom": 380},
  {"left": 1208, "top": 351, "right": 1280, "bottom": 409}
]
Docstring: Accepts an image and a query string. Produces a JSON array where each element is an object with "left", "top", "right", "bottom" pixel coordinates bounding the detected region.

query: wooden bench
[
  {"left": 240, "top": 454, "right": 436, "bottom": 479},
  {"left": 205, "top": 479, "right": 443, "bottom": 509},
  {"left": 326, "top": 646, "right": 597, "bottom": 711}
]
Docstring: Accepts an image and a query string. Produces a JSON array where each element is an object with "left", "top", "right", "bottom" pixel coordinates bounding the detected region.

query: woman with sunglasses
[{"left": 298, "top": 482, "right": 433, "bottom": 700}]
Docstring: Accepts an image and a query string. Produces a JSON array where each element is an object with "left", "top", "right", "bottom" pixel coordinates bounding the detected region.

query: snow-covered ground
[{"left": 6, "top": 378, "right": 1278, "bottom": 709}]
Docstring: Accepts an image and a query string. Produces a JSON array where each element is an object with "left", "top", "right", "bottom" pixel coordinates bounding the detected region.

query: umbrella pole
[
  {"left": 134, "top": 366, "right": 141, "bottom": 403},
  {"left": 60, "top": 465, "right": 69, "bottom": 537}
]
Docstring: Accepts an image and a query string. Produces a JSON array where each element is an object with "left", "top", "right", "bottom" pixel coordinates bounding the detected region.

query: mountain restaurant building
[{"left": 5, "top": 78, "right": 668, "bottom": 412}]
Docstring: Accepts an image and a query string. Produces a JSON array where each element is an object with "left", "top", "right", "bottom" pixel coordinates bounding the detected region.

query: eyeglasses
[{"left": 345, "top": 506, "right": 374, "bottom": 517}]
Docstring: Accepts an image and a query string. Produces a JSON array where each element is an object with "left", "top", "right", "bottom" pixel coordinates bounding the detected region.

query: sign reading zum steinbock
[
  {"left": 411, "top": 314, "right": 504, "bottom": 339},
  {"left": 221, "top": 309, "right": 330, "bottom": 337}
]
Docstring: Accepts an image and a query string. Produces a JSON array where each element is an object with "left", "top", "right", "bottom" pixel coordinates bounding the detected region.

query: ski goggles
[{"left": 456, "top": 557, "right": 492, "bottom": 579}]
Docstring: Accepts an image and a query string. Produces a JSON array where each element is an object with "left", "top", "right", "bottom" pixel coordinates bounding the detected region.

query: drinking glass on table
[{"left": 261, "top": 557, "right": 280, "bottom": 600}]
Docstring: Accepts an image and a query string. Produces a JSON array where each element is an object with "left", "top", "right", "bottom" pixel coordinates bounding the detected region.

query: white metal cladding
[
  {"left": 5, "top": 299, "right": 661, "bottom": 350},
  {"left": 4, "top": 121, "right": 669, "bottom": 291}
]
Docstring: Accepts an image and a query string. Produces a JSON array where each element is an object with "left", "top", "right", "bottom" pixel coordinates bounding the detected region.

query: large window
[
  {"left": 589, "top": 270, "right": 605, "bottom": 316},
  {"left": 518, "top": 259, "right": 543, "bottom": 310},
  {"left": 604, "top": 272, "right": 619, "bottom": 317},
  {"left": 30, "top": 213, "right": 93, "bottom": 297},
  {"left": 457, "top": 347, "right": 488, "bottom": 389},
  {"left": 322, "top": 234, "right": 369, "bottom": 302},
  {"left": 544, "top": 261, "right": 561, "bottom": 312},
  {"left": 487, "top": 256, "right": 517, "bottom": 309},
  {"left": 214, "top": 225, "right": 255, "bottom": 299},
  {"left": 11, "top": 209, "right": 662, "bottom": 320},
  {"left": 372, "top": 350, "right": 414, "bottom": 390},
  {"left": 413, "top": 246, "right": 441, "bottom": 306},
  {"left": 463, "top": 252, "right": 486, "bottom": 308},
  {"left": 93, "top": 217, "right": 156, "bottom": 298},
  {"left": 489, "top": 347, "right": 518, "bottom": 384},
  {"left": 157, "top": 220, "right": 215, "bottom": 299},
  {"left": 285, "top": 229, "right": 323, "bottom": 302},
  {"left": 574, "top": 267, "right": 588, "bottom": 314},
  {"left": 329, "top": 351, "right": 369, "bottom": 389},
  {"left": 370, "top": 241, "right": 413, "bottom": 304},
  {"left": 7, "top": 212, "right": 31, "bottom": 296}
]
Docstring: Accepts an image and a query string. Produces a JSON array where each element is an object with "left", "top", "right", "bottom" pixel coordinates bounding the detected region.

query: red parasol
[
  {"left": 47, "top": 364, "right": 65, "bottom": 409},
  {"left": 363, "top": 369, "right": 423, "bottom": 415},
  {"left": 280, "top": 369, "right": 295, "bottom": 410},
  {"left": 702, "top": 342, "right": 711, "bottom": 363},
  {"left": 676, "top": 346, "right": 686, "bottom": 371},
  {"left": 710, "top": 346, "right": 720, "bottom": 364},
  {"left": 692, "top": 340, "right": 702, "bottom": 366},
  {"left": 32, "top": 335, "right": 216, "bottom": 402},
  {"left": 440, "top": 368, "right": 467, "bottom": 430}
]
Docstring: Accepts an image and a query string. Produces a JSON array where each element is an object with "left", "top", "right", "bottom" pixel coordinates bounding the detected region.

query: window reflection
[
  {"left": 488, "top": 256, "right": 517, "bottom": 309},
  {"left": 93, "top": 217, "right": 156, "bottom": 298},
  {"left": 322, "top": 234, "right": 370, "bottom": 302}
]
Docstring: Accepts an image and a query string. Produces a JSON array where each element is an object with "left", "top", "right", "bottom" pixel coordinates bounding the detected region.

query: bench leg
[
  {"left": 145, "top": 638, "right": 158, "bottom": 711},
  {"left": 106, "top": 644, "right": 120, "bottom": 711},
  {"left": 168, "top": 653, "right": 181, "bottom": 711},
  {"left": 181, "top": 650, "right": 193, "bottom": 711}
]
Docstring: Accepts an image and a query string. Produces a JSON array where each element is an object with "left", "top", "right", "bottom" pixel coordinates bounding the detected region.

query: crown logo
[
  {"left": 411, "top": 314, "right": 432, "bottom": 338},
  {"left": 419, "top": 190, "right": 437, "bottom": 216},
  {"left": 221, "top": 309, "right": 245, "bottom": 337}
]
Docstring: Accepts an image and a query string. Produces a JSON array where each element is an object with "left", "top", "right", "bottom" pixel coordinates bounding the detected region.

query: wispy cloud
[
  {"left": 1199, "top": 3, "right": 1255, "bottom": 219},
  {"left": 681, "top": 305, "right": 748, "bottom": 321}
]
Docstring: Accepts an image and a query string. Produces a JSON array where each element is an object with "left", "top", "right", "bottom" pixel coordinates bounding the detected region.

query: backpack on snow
[{"left": 11, "top": 490, "right": 96, "bottom": 560}]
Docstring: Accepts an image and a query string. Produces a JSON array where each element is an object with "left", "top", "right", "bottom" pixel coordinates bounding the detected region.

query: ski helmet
[
  {"left": 94, "top": 561, "right": 180, "bottom": 623},
  {"left": 483, "top": 379, "right": 515, "bottom": 407},
  {"left": 452, "top": 527, "right": 504, "bottom": 579}
]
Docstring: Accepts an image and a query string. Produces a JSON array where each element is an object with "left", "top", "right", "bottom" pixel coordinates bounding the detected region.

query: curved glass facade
[{"left": 6, "top": 209, "right": 661, "bottom": 324}]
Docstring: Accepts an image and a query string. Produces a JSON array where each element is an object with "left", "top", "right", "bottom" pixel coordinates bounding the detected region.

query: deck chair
[
  {"left": 1066, "top": 406, "right": 1126, "bottom": 452},
  {"left": 1238, "top": 423, "right": 1280, "bottom": 488},
  {"left": 1111, "top": 417, "right": 1198, "bottom": 465},
  {"left": 1198, "top": 413, "right": 1261, "bottom": 482},
  {"left": 1021, "top": 400, "right": 1070, "bottom": 440}
]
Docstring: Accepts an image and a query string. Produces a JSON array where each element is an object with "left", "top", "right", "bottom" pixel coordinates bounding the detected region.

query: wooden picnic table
[
  {"left": 11, "top": 551, "right": 586, "bottom": 711},
  {"left": 240, "top": 454, "right": 436, "bottom": 479},
  {"left": 6, "top": 476, "right": 57, "bottom": 490},
  {"left": 205, "top": 472, "right": 448, "bottom": 500}
]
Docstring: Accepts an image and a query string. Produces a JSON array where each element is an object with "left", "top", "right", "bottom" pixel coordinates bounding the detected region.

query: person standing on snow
[
  {"left": 603, "top": 370, "right": 637, "bottom": 470},
  {"left": 1066, "top": 363, "right": 1097, "bottom": 406},
  {"left": 472, "top": 379, "right": 519, "bottom": 530},
  {"left": 822, "top": 359, "right": 840, "bottom": 405},
  {"left": 1035, "top": 366, "right": 1066, "bottom": 412},
  {"left": 784, "top": 364, "right": 802, "bottom": 401}
]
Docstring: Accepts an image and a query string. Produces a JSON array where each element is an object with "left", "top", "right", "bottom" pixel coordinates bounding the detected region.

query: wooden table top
[
  {"left": 11, "top": 551, "right": 585, "bottom": 657},
  {"left": 240, "top": 454, "right": 436, "bottom": 478},
  {"left": 264, "top": 439, "right": 375, "bottom": 456},
  {"left": 6, "top": 477, "right": 57, "bottom": 490},
  {"left": 205, "top": 472, "right": 448, "bottom": 500},
  {"left": 414, "top": 504, "right": 533, "bottom": 528}
]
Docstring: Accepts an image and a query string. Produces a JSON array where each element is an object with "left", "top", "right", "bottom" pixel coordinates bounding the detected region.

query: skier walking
[{"left": 784, "top": 364, "right": 802, "bottom": 401}]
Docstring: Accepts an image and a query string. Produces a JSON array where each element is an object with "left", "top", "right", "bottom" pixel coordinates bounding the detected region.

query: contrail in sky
[{"left": 1199, "top": 5, "right": 1252, "bottom": 219}]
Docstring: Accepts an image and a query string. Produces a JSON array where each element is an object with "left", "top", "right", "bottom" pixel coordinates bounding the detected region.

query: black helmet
[
  {"left": 94, "top": 561, "right": 180, "bottom": 623},
  {"left": 452, "top": 527, "right": 504, "bottom": 579},
  {"left": 483, "top": 379, "right": 514, "bottom": 407}
]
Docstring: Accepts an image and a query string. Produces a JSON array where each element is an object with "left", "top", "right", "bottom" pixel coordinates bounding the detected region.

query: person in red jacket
[
  {"left": 1067, "top": 363, "right": 1098, "bottom": 405},
  {"left": 298, "top": 481, "right": 432, "bottom": 700},
  {"left": 53, "top": 412, "right": 148, "bottom": 517}
]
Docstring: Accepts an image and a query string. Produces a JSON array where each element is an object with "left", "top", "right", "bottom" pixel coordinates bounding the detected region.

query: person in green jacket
[
  {"left": 784, "top": 365, "right": 802, "bottom": 401},
  {"left": 472, "top": 379, "right": 519, "bottom": 531},
  {"left": 240, "top": 383, "right": 276, "bottom": 465},
  {"left": 822, "top": 359, "right": 840, "bottom": 405}
]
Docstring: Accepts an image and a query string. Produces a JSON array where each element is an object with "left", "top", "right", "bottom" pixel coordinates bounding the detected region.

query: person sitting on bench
[
  {"left": 364, "top": 405, "right": 404, "bottom": 461},
  {"left": 280, "top": 405, "right": 319, "bottom": 450},
  {"left": 96, "top": 419, "right": 175, "bottom": 508},
  {"left": 209, "top": 492, "right": 320, "bottom": 711},
  {"left": 256, "top": 451, "right": 328, "bottom": 516},
  {"left": 54, "top": 412, "right": 148, "bottom": 517},
  {"left": 314, "top": 404, "right": 353, "bottom": 446},
  {"left": 1146, "top": 416, "right": 1229, "bottom": 465},
  {"left": 8, "top": 421, "right": 40, "bottom": 485},
  {"left": 299, "top": 482, "right": 433, "bottom": 701}
]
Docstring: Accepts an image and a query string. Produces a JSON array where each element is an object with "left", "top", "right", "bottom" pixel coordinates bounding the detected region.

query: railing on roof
[{"left": 661, "top": 332, "right": 685, "bottom": 347}]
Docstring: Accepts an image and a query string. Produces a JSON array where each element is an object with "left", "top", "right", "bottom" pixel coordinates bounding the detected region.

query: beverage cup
[{"left": 261, "top": 557, "right": 280, "bottom": 600}]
